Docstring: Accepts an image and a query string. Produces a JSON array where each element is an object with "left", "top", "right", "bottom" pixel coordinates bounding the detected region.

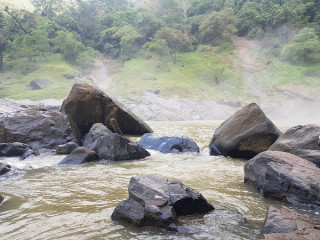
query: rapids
[{"left": 1, "top": 121, "right": 319, "bottom": 240}]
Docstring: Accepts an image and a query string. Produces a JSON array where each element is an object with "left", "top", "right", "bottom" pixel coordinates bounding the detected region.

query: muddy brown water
[{"left": 1, "top": 121, "right": 319, "bottom": 240}]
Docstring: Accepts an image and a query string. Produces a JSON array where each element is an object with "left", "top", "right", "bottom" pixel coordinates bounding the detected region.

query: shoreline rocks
[
  {"left": 139, "top": 134, "right": 200, "bottom": 153},
  {"left": 263, "top": 205, "right": 320, "bottom": 239},
  {"left": 209, "top": 103, "right": 281, "bottom": 159},
  {"left": 112, "top": 174, "right": 214, "bottom": 231},
  {"left": 244, "top": 151, "right": 320, "bottom": 208},
  {"left": 269, "top": 124, "right": 320, "bottom": 167},
  {"left": 0, "top": 99, "right": 75, "bottom": 149},
  {"left": 0, "top": 162, "right": 11, "bottom": 175}
]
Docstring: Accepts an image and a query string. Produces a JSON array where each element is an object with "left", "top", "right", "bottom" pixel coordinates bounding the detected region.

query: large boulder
[
  {"left": 58, "top": 147, "right": 99, "bottom": 165},
  {"left": 83, "top": 123, "right": 150, "bottom": 161},
  {"left": 269, "top": 125, "right": 320, "bottom": 167},
  {"left": 0, "top": 162, "right": 11, "bottom": 175},
  {"left": 244, "top": 151, "right": 320, "bottom": 207},
  {"left": 60, "top": 83, "right": 152, "bottom": 143},
  {"left": 0, "top": 142, "right": 32, "bottom": 157},
  {"left": 139, "top": 133, "right": 199, "bottom": 153},
  {"left": 0, "top": 99, "right": 75, "bottom": 149},
  {"left": 111, "top": 174, "right": 214, "bottom": 231},
  {"left": 263, "top": 205, "right": 320, "bottom": 240},
  {"left": 209, "top": 103, "right": 281, "bottom": 159}
]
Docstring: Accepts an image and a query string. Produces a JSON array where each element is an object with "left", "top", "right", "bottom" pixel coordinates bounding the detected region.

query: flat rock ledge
[
  {"left": 263, "top": 205, "right": 320, "bottom": 240},
  {"left": 111, "top": 174, "right": 214, "bottom": 231},
  {"left": 244, "top": 151, "right": 320, "bottom": 208}
]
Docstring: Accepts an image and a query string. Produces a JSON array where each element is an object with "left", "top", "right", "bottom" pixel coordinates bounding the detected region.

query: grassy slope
[
  {"left": 108, "top": 52, "right": 243, "bottom": 101},
  {"left": 0, "top": 54, "right": 92, "bottom": 100}
]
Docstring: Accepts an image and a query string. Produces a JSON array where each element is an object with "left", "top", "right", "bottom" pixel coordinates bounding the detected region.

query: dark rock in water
[
  {"left": 58, "top": 147, "right": 99, "bottom": 165},
  {"left": 56, "top": 142, "right": 79, "bottom": 155},
  {"left": 244, "top": 151, "right": 320, "bottom": 207},
  {"left": 112, "top": 174, "right": 214, "bottom": 231},
  {"left": 269, "top": 125, "right": 320, "bottom": 166},
  {"left": 60, "top": 83, "right": 152, "bottom": 143},
  {"left": 83, "top": 123, "right": 150, "bottom": 161},
  {"left": 0, "top": 194, "right": 3, "bottom": 203},
  {"left": 263, "top": 205, "right": 320, "bottom": 239},
  {"left": 209, "top": 103, "right": 281, "bottom": 159},
  {"left": 0, "top": 142, "right": 31, "bottom": 157},
  {"left": 30, "top": 79, "right": 52, "bottom": 90},
  {"left": 0, "top": 99, "right": 75, "bottom": 149},
  {"left": 20, "top": 149, "right": 39, "bottom": 160},
  {"left": 139, "top": 133, "right": 199, "bottom": 153},
  {"left": 0, "top": 162, "right": 11, "bottom": 175}
]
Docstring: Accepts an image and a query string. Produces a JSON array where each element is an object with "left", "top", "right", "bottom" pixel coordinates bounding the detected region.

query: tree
[
  {"left": 175, "top": 0, "right": 191, "bottom": 20},
  {"left": 143, "top": 39, "right": 171, "bottom": 72},
  {"left": 54, "top": 30, "right": 85, "bottom": 64},
  {"left": 199, "top": 8, "right": 236, "bottom": 45},
  {"left": 281, "top": 27, "right": 320, "bottom": 63},
  {"left": 154, "top": 27, "right": 191, "bottom": 64}
]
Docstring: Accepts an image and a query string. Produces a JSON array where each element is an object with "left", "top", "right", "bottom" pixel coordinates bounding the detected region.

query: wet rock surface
[
  {"left": 0, "top": 162, "right": 11, "bottom": 175},
  {"left": 0, "top": 142, "right": 32, "bottom": 157},
  {"left": 269, "top": 124, "right": 320, "bottom": 167},
  {"left": 209, "top": 103, "right": 281, "bottom": 159},
  {"left": 112, "top": 174, "right": 214, "bottom": 231},
  {"left": 263, "top": 205, "right": 320, "bottom": 240},
  {"left": 0, "top": 99, "right": 75, "bottom": 149},
  {"left": 139, "top": 133, "right": 199, "bottom": 153},
  {"left": 83, "top": 123, "right": 150, "bottom": 161},
  {"left": 60, "top": 83, "right": 152, "bottom": 143},
  {"left": 56, "top": 142, "right": 79, "bottom": 155},
  {"left": 244, "top": 151, "right": 320, "bottom": 207},
  {"left": 58, "top": 147, "right": 99, "bottom": 165}
]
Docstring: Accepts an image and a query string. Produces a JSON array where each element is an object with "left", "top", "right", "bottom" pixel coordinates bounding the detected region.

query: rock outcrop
[
  {"left": 139, "top": 134, "right": 200, "bottom": 153},
  {"left": 83, "top": 123, "right": 150, "bottom": 161},
  {"left": 244, "top": 151, "right": 320, "bottom": 207},
  {"left": 0, "top": 99, "right": 75, "bottom": 149},
  {"left": 58, "top": 147, "right": 99, "bottom": 165},
  {"left": 111, "top": 174, "right": 214, "bottom": 231},
  {"left": 56, "top": 142, "right": 79, "bottom": 155},
  {"left": 209, "top": 103, "right": 281, "bottom": 159},
  {"left": 60, "top": 83, "right": 152, "bottom": 143},
  {"left": 263, "top": 205, "right": 320, "bottom": 240},
  {"left": 269, "top": 125, "right": 320, "bottom": 167},
  {"left": 0, "top": 162, "right": 11, "bottom": 175},
  {"left": 0, "top": 142, "right": 32, "bottom": 157},
  {"left": 29, "top": 79, "right": 52, "bottom": 90}
]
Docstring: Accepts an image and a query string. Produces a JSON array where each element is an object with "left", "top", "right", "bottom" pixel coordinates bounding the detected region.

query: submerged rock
[
  {"left": 58, "top": 147, "right": 99, "bottom": 165},
  {"left": 0, "top": 99, "right": 75, "bottom": 149},
  {"left": 20, "top": 149, "right": 39, "bottom": 160},
  {"left": 83, "top": 123, "right": 150, "bottom": 161},
  {"left": 244, "top": 151, "right": 320, "bottom": 207},
  {"left": 263, "top": 205, "right": 320, "bottom": 239},
  {"left": 0, "top": 142, "right": 32, "bottom": 157},
  {"left": 112, "top": 174, "right": 214, "bottom": 231},
  {"left": 269, "top": 124, "right": 320, "bottom": 167},
  {"left": 139, "top": 133, "right": 200, "bottom": 153},
  {"left": 60, "top": 83, "right": 152, "bottom": 143},
  {"left": 56, "top": 142, "right": 79, "bottom": 155},
  {"left": 209, "top": 103, "right": 281, "bottom": 159},
  {"left": 0, "top": 162, "right": 11, "bottom": 175}
]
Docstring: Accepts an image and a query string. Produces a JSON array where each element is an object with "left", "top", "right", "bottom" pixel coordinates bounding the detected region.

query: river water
[{"left": 0, "top": 121, "right": 319, "bottom": 240}]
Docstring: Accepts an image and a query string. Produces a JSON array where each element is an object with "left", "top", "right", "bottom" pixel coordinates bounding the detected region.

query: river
[{"left": 0, "top": 121, "right": 319, "bottom": 240}]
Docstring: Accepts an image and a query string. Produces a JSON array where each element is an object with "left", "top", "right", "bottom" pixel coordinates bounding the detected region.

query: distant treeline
[{"left": 0, "top": 0, "right": 320, "bottom": 72}]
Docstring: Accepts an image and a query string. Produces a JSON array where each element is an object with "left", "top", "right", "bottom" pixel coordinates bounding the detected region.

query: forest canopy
[{"left": 0, "top": 0, "right": 320, "bottom": 72}]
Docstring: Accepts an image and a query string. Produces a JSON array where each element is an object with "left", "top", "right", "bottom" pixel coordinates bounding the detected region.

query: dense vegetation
[{"left": 0, "top": 0, "right": 320, "bottom": 99}]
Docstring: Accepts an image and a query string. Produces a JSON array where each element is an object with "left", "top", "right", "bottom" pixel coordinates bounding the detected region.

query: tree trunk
[{"left": 0, "top": 51, "right": 3, "bottom": 71}]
